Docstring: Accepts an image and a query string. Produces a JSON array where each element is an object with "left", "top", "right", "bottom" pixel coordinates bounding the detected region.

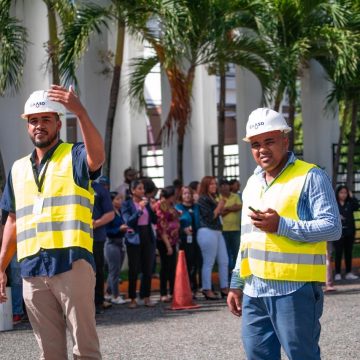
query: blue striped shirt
[{"left": 230, "top": 152, "right": 342, "bottom": 296}]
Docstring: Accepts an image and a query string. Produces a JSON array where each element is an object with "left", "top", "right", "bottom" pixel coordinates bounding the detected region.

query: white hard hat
[
  {"left": 21, "top": 90, "right": 65, "bottom": 120},
  {"left": 243, "top": 107, "right": 291, "bottom": 142}
]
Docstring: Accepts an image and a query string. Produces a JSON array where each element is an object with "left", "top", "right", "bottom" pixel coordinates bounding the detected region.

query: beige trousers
[{"left": 23, "top": 259, "right": 101, "bottom": 360}]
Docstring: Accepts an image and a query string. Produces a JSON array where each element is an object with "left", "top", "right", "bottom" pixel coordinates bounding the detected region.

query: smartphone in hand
[{"left": 248, "top": 206, "right": 261, "bottom": 213}]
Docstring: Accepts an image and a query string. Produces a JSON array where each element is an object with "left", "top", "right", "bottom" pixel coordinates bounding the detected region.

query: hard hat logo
[
  {"left": 21, "top": 90, "right": 66, "bottom": 120},
  {"left": 30, "top": 101, "right": 46, "bottom": 108},
  {"left": 243, "top": 107, "right": 291, "bottom": 142},
  {"left": 249, "top": 122, "right": 264, "bottom": 130}
]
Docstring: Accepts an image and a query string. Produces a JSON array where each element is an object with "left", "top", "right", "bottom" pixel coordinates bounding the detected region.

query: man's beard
[{"left": 31, "top": 132, "right": 59, "bottom": 148}]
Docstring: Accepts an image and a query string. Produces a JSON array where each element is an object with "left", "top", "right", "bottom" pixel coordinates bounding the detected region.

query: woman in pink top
[{"left": 155, "top": 186, "right": 181, "bottom": 302}]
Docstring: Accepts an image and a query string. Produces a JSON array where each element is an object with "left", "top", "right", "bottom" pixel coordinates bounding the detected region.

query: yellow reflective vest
[
  {"left": 240, "top": 159, "right": 326, "bottom": 282},
  {"left": 12, "top": 143, "right": 94, "bottom": 260}
]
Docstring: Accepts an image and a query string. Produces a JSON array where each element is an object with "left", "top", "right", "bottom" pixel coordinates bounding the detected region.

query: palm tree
[
  {"left": 0, "top": 0, "right": 28, "bottom": 96},
  {"left": 43, "top": 0, "right": 75, "bottom": 84},
  {"left": 130, "top": 0, "right": 270, "bottom": 180},
  {"left": 252, "top": 0, "right": 356, "bottom": 150},
  {"left": 128, "top": 0, "right": 196, "bottom": 181},
  {"left": 0, "top": 0, "right": 28, "bottom": 188},
  {"left": 59, "top": 1, "right": 144, "bottom": 177}
]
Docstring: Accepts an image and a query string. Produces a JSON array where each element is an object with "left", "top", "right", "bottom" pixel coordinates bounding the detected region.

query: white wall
[
  {"left": 183, "top": 66, "right": 217, "bottom": 184},
  {"left": 301, "top": 60, "right": 339, "bottom": 177},
  {"left": 235, "top": 66, "right": 263, "bottom": 188}
]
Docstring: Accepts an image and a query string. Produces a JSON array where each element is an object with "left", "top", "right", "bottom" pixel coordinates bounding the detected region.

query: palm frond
[
  {"left": 59, "top": 3, "right": 113, "bottom": 86},
  {"left": 0, "top": 0, "right": 28, "bottom": 96},
  {"left": 52, "top": 0, "right": 76, "bottom": 26},
  {"left": 128, "top": 55, "right": 159, "bottom": 109}
]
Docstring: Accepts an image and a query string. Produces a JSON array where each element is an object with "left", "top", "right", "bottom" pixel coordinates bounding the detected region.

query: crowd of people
[{"left": 92, "top": 168, "right": 243, "bottom": 310}]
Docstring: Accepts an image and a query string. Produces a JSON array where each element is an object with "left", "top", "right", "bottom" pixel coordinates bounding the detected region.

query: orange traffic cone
[{"left": 170, "top": 250, "right": 201, "bottom": 310}]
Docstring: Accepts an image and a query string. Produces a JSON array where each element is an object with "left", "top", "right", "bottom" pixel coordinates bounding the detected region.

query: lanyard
[{"left": 31, "top": 158, "right": 51, "bottom": 193}]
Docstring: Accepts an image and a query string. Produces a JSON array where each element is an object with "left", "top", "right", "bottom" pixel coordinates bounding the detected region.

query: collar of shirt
[
  {"left": 30, "top": 140, "right": 63, "bottom": 173},
  {"left": 254, "top": 151, "right": 296, "bottom": 189}
]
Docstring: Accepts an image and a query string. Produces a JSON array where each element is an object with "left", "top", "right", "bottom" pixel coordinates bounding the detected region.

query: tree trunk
[
  {"left": 217, "top": 72, "right": 226, "bottom": 179},
  {"left": 273, "top": 84, "right": 284, "bottom": 112},
  {"left": 287, "top": 97, "right": 296, "bottom": 152},
  {"left": 346, "top": 98, "right": 358, "bottom": 191},
  {"left": 177, "top": 134, "right": 184, "bottom": 182},
  {"left": 46, "top": 2, "right": 60, "bottom": 85},
  {"left": 332, "top": 102, "right": 350, "bottom": 189},
  {"left": 103, "top": 20, "right": 125, "bottom": 177}
]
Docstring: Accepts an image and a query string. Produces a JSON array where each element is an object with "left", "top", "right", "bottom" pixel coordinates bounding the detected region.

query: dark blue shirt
[
  {"left": 106, "top": 210, "right": 125, "bottom": 238},
  {"left": 91, "top": 182, "right": 113, "bottom": 242},
  {"left": 0, "top": 141, "right": 100, "bottom": 277}
]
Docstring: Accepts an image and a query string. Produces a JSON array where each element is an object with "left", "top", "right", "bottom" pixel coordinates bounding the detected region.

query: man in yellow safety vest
[
  {"left": 227, "top": 108, "right": 341, "bottom": 360},
  {"left": 0, "top": 85, "right": 104, "bottom": 359}
]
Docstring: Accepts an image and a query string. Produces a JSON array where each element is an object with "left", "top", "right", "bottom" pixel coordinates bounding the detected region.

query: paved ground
[{"left": 0, "top": 279, "right": 359, "bottom": 360}]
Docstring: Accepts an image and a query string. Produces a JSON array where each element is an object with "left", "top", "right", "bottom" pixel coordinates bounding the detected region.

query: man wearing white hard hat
[
  {"left": 227, "top": 108, "right": 341, "bottom": 360},
  {"left": 0, "top": 85, "right": 104, "bottom": 359}
]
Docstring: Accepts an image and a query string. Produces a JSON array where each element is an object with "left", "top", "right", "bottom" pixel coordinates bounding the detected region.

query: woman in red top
[{"left": 155, "top": 186, "right": 180, "bottom": 302}]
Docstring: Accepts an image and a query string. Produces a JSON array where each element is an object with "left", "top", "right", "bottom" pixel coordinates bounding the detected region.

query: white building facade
[{"left": 0, "top": 0, "right": 339, "bottom": 191}]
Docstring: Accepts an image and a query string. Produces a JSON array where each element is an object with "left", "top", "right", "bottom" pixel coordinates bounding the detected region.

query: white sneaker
[
  {"left": 104, "top": 294, "right": 112, "bottom": 301},
  {"left": 136, "top": 298, "right": 145, "bottom": 306},
  {"left": 345, "top": 273, "right": 359, "bottom": 280},
  {"left": 111, "top": 296, "right": 127, "bottom": 305},
  {"left": 334, "top": 273, "right": 342, "bottom": 281}
]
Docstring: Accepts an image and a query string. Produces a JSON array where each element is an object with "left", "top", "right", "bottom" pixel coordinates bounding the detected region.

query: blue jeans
[
  {"left": 222, "top": 231, "right": 240, "bottom": 274},
  {"left": 242, "top": 283, "right": 323, "bottom": 360},
  {"left": 197, "top": 228, "right": 228, "bottom": 290},
  {"left": 10, "top": 255, "right": 24, "bottom": 316}
]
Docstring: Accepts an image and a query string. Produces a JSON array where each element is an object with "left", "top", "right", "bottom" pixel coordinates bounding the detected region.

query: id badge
[{"left": 33, "top": 195, "right": 44, "bottom": 215}]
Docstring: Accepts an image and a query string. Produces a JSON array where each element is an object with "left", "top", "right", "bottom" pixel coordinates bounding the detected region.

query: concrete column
[
  {"left": 0, "top": 0, "right": 51, "bottom": 174},
  {"left": 183, "top": 66, "right": 217, "bottom": 184},
  {"left": 76, "top": 30, "right": 110, "bottom": 142},
  {"left": 108, "top": 31, "right": 147, "bottom": 190},
  {"left": 301, "top": 59, "right": 339, "bottom": 177},
  {"left": 235, "top": 66, "right": 263, "bottom": 188},
  {"left": 161, "top": 71, "right": 178, "bottom": 186}
]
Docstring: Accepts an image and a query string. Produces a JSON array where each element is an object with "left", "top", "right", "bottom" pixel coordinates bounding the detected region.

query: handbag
[{"left": 124, "top": 231, "right": 140, "bottom": 245}]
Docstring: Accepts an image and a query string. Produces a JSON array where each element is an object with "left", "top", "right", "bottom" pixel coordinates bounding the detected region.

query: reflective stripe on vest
[
  {"left": 239, "top": 159, "right": 326, "bottom": 282},
  {"left": 17, "top": 220, "right": 92, "bottom": 242},
  {"left": 12, "top": 143, "right": 94, "bottom": 260},
  {"left": 16, "top": 195, "right": 93, "bottom": 219},
  {"left": 241, "top": 248, "right": 326, "bottom": 266}
]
